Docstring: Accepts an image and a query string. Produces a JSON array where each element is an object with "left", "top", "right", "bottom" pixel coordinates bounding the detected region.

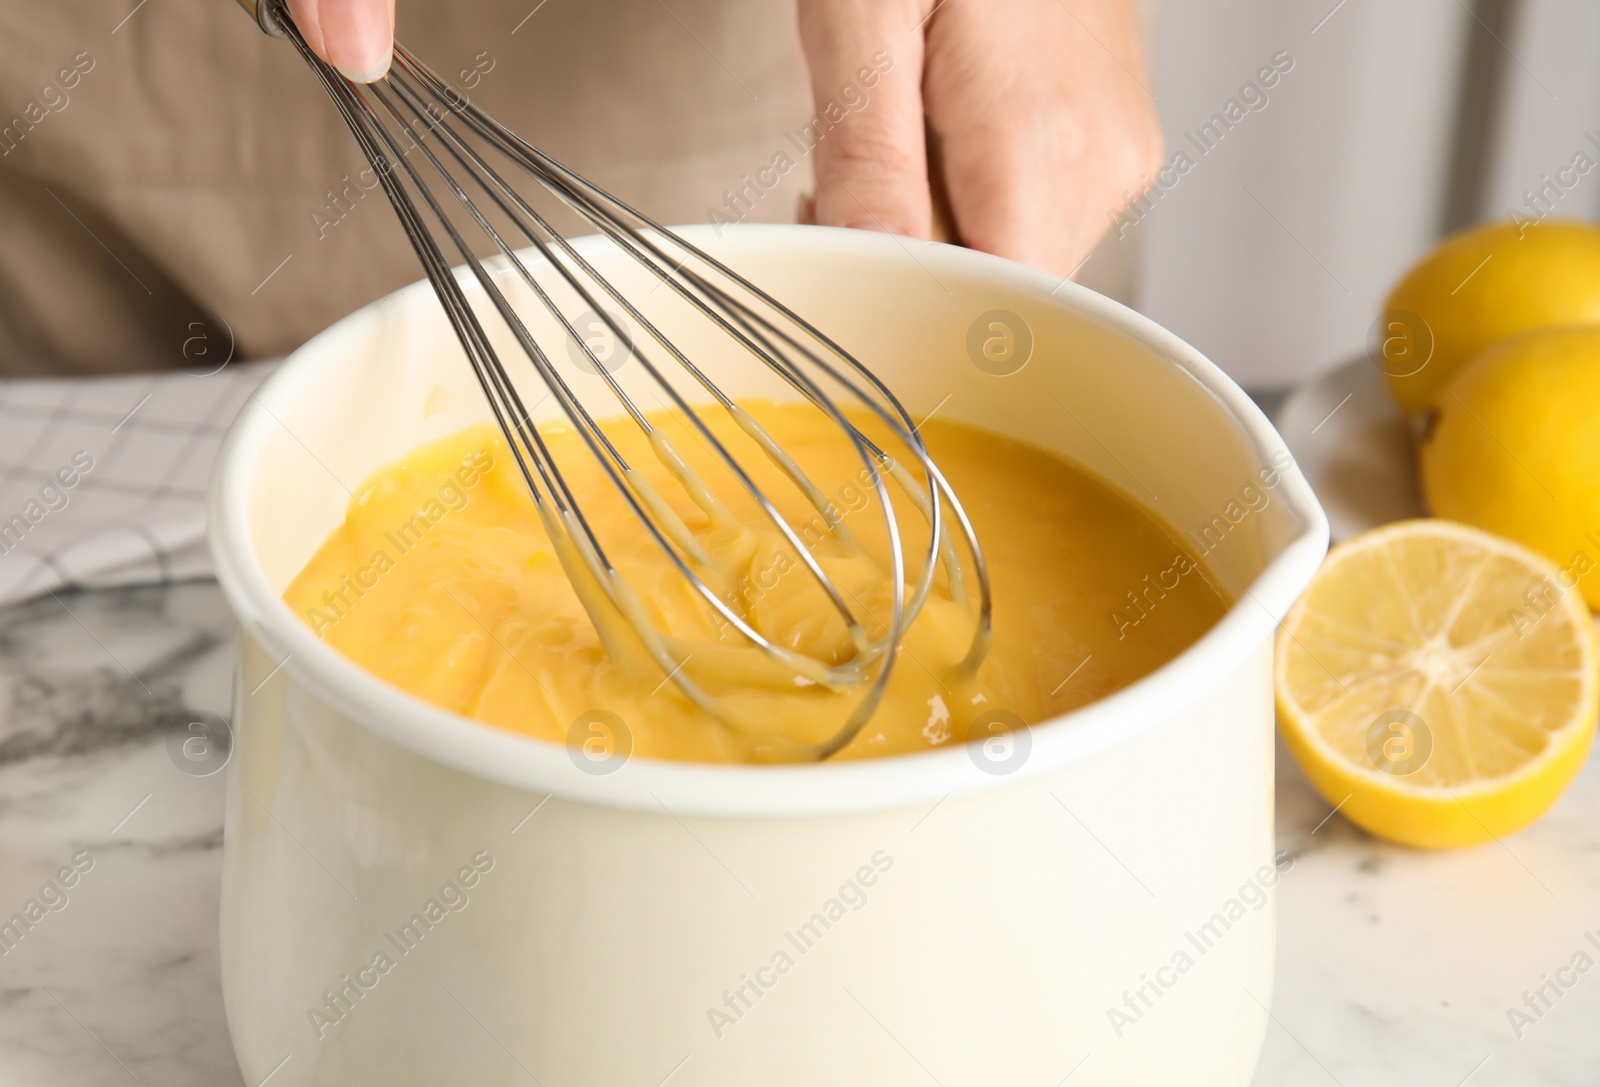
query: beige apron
[{"left": 0, "top": 0, "right": 811, "bottom": 374}]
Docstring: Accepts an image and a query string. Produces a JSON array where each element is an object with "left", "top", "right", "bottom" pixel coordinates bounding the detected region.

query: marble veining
[
  {"left": 0, "top": 582, "right": 242, "bottom": 1087},
  {"left": 0, "top": 581, "right": 1597, "bottom": 1085}
]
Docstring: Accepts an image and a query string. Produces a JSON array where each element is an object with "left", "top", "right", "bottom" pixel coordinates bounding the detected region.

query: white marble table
[{"left": 1, "top": 581, "right": 1597, "bottom": 1086}]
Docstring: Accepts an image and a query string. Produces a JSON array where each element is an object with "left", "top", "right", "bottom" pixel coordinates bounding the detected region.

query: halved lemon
[{"left": 1276, "top": 519, "right": 1598, "bottom": 848}]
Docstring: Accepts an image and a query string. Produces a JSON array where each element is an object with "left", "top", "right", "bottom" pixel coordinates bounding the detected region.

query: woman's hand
[
  {"left": 799, "top": 0, "right": 1163, "bottom": 278},
  {"left": 285, "top": 0, "right": 1161, "bottom": 279},
  {"left": 285, "top": 0, "right": 395, "bottom": 83}
]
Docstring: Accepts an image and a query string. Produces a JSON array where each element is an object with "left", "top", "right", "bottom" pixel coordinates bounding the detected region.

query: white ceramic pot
[{"left": 209, "top": 225, "right": 1327, "bottom": 1087}]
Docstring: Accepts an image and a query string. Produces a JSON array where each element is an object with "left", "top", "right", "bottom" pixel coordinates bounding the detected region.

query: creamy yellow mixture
[{"left": 284, "top": 401, "right": 1227, "bottom": 763}]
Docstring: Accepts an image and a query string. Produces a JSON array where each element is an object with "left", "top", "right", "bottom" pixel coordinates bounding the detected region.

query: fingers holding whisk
[{"left": 262, "top": 0, "right": 990, "bottom": 760}]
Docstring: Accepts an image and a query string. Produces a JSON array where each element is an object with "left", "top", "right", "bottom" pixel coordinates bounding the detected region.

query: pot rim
[{"left": 207, "top": 224, "right": 1329, "bottom": 817}]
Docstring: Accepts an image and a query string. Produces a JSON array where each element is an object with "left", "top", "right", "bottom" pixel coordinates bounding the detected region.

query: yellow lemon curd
[{"left": 284, "top": 401, "right": 1227, "bottom": 763}]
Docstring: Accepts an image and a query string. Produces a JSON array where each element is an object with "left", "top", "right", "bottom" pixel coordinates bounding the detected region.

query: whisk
[{"left": 235, "top": 0, "right": 991, "bottom": 760}]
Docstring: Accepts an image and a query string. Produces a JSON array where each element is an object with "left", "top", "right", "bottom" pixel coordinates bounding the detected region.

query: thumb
[
  {"left": 798, "top": 0, "right": 930, "bottom": 239},
  {"left": 286, "top": 0, "right": 395, "bottom": 83}
]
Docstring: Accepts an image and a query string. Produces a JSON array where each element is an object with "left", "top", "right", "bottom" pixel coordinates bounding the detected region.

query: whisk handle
[{"left": 233, "top": 0, "right": 289, "bottom": 38}]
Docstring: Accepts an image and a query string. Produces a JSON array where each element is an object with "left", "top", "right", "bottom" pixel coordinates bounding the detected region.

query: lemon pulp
[{"left": 1276, "top": 519, "right": 1598, "bottom": 848}]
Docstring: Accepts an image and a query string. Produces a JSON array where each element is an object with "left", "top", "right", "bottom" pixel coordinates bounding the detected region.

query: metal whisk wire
[{"left": 251, "top": 0, "right": 991, "bottom": 760}]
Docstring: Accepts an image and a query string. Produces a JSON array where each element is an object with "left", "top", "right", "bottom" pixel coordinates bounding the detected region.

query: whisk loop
[{"left": 241, "top": 0, "right": 992, "bottom": 760}]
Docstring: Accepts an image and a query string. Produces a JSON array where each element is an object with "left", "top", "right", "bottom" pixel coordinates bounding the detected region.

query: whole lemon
[
  {"left": 1381, "top": 220, "right": 1600, "bottom": 418},
  {"left": 1419, "top": 326, "right": 1600, "bottom": 608}
]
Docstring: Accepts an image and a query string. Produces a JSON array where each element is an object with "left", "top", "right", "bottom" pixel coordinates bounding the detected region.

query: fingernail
[
  {"left": 331, "top": 5, "right": 393, "bottom": 83},
  {"left": 339, "top": 56, "right": 391, "bottom": 83}
]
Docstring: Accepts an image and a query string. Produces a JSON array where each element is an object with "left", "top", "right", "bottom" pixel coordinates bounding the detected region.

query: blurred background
[
  {"left": 1124, "top": 0, "right": 1600, "bottom": 390},
  {"left": 0, "top": 0, "right": 1592, "bottom": 389}
]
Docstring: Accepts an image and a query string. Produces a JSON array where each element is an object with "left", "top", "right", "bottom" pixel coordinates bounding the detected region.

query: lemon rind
[{"left": 1274, "top": 518, "right": 1600, "bottom": 803}]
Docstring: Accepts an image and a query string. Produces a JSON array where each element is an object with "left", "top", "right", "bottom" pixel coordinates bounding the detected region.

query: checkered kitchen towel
[{"left": 0, "top": 362, "right": 275, "bottom": 608}]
